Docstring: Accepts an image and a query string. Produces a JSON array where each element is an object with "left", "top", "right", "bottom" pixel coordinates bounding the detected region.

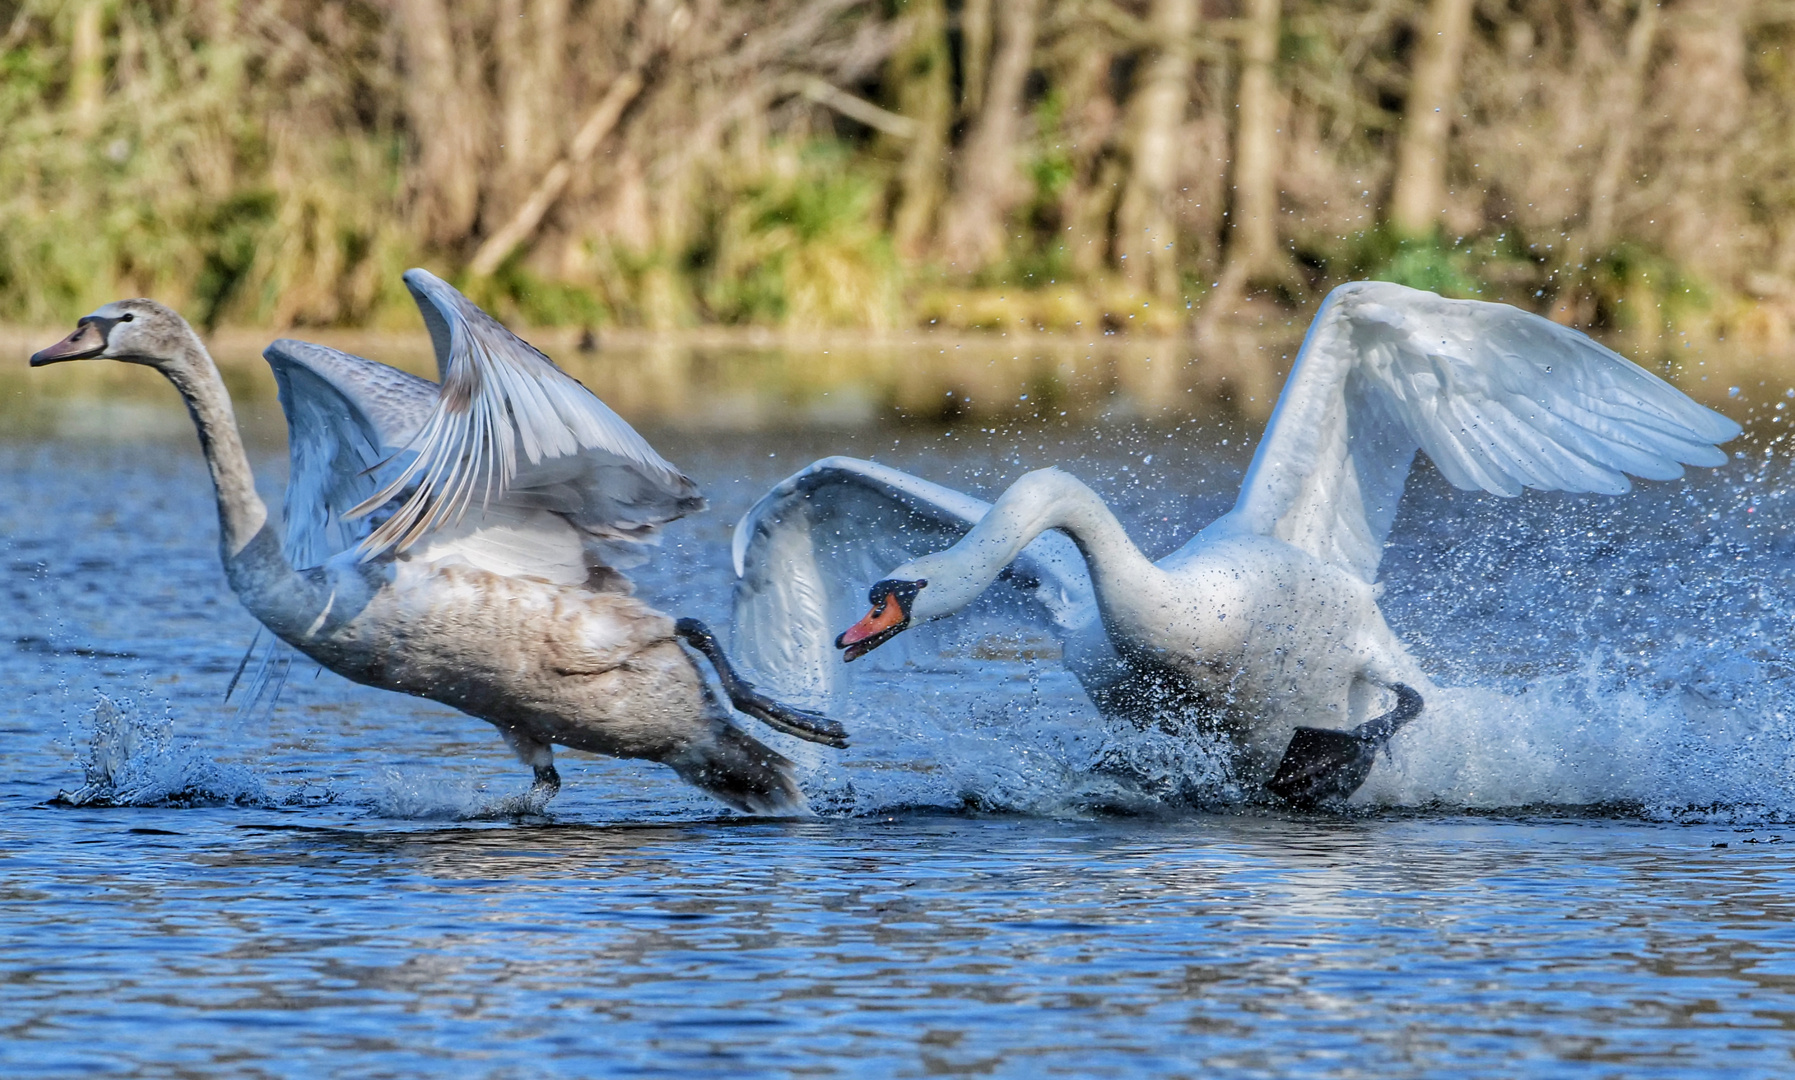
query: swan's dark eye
[{"left": 119, "top": 313, "right": 134, "bottom": 322}]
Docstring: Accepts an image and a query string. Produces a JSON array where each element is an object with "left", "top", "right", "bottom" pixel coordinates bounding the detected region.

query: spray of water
[
  {"left": 771, "top": 652, "right": 1795, "bottom": 823},
  {"left": 45, "top": 425, "right": 1795, "bottom": 823},
  {"left": 362, "top": 766, "right": 560, "bottom": 821},
  {"left": 54, "top": 691, "right": 560, "bottom": 821},
  {"left": 57, "top": 693, "right": 268, "bottom": 808}
]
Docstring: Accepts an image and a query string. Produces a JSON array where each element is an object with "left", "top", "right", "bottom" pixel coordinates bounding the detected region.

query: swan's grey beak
[
  {"left": 836, "top": 579, "right": 925, "bottom": 662},
  {"left": 30, "top": 319, "right": 107, "bottom": 366}
]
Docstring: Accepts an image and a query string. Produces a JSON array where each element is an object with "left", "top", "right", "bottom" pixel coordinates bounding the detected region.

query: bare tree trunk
[
  {"left": 1056, "top": 38, "right": 1120, "bottom": 279},
  {"left": 1388, "top": 0, "right": 1474, "bottom": 238},
  {"left": 1658, "top": 0, "right": 1747, "bottom": 287},
  {"left": 69, "top": 0, "right": 104, "bottom": 136},
  {"left": 496, "top": 0, "right": 528, "bottom": 168},
  {"left": 494, "top": 0, "right": 570, "bottom": 223},
  {"left": 396, "top": 0, "right": 485, "bottom": 248},
  {"left": 960, "top": 0, "right": 992, "bottom": 118},
  {"left": 470, "top": 65, "right": 648, "bottom": 276},
  {"left": 1586, "top": 1, "right": 1659, "bottom": 251},
  {"left": 1114, "top": 0, "right": 1197, "bottom": 298},
  {"left": 890, "top": 0, "right": 952, "bottom": 259},
  {"left": 1203, "top": 0, "right": 1286, "bottom": 323},
  {"left": 936, "top": 0, "right": 1041, "bottom": 272},
  {"left": 530, "top": 0, "right": 570, "bottom": 116}
]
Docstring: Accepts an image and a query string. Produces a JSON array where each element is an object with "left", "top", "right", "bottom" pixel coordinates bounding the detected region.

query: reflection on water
[
  {"left": 0, "top": 325, "right": 1286, "bottom": 440},
  {"left": 0, "top": 321, "right": 1765, "bottom": 443},
  {"left": 5, "top": 369, "right": 1795, "bottom": 1074},
  {"left": 6, "top": 807, "right": 1795, "bottom": 1078}
]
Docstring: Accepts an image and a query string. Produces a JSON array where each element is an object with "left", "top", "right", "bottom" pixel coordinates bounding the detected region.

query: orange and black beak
[
  {"left": 30, "top": 317, "right": 111, "bottom": 366},
  {"left": 836, "top": 579, "right": 925, "bottom": 662}
]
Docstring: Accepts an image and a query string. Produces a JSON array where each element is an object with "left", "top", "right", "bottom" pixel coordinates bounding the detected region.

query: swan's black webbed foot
[
  {"left": 530, "top": 763, "right": 561, "bottom": 802},
  {"left": 1266, "top": 683, "right": 1423, "bottom": 808},
  {"left": 674, "top": 618, "right": 849, "bottom": 749}
]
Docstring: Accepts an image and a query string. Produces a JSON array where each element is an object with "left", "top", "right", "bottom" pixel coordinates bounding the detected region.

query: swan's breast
[{"left": 1079, "top": 532, "right": 1419, "bottom": 772}]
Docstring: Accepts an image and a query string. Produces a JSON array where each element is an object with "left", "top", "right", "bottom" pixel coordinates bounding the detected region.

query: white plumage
[
  {"left": 733, "top": 281, "right": 1741, "bottom": 793},
  {"left": 1233, "top": 282, "right": 1736, "bottom": 582}
]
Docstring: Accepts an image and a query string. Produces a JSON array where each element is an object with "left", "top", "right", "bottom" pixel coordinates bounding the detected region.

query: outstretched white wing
[
  {"left": 263, "top": 339, "right": 437, "bottom": 569},
  {"left": 1228, "top": 281, "right": 1741, "bottom": 582},
  {"left": 352, "top": 268, "right": 703, "bottom": 561},
  {"left": 731, "top": 456, "right": 1096, "bottom": 703}
]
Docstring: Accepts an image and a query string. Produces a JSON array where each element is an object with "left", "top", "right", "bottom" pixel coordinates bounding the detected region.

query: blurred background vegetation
[{"left": 2, "top": 0, "right": 1794, "bottom": 368}]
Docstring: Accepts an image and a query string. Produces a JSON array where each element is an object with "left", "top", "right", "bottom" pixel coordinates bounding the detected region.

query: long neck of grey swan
[
  {"left": 155, "top": 335, "right": 309, "bottom": 620},
  {"left": 159, "top": 338, "right": 267, "bottom": 557}
]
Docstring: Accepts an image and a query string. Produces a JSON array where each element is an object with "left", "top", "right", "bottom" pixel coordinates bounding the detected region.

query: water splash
[
  {"left": 774, "top": 635, "right": 1795, "bottom": 824},
  {"left": 360, "top": 766, "right": 557, "bottom": 821},
  {"left": 1360, "top": 655, "right": 1795, "bottom": 819},
  {"left": 765, "top": 446, "right": 1795, "bottom": 822},
  {"left": 56, "top": 693, "right": 268, "bottom": 808}
]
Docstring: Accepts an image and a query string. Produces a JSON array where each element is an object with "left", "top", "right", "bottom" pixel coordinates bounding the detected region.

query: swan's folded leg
[
  {"left": 502, "top": 725, "right": 561, "bottom": 804},
  {"left": 674, "top": 618, "right": 850, "bottom": 748},
  {"left": 1265, "top": 684, "right": 1423, "bottom": 808},
  {"left": 1355, "top": 683, "right": 1423, "bottom": 758}
]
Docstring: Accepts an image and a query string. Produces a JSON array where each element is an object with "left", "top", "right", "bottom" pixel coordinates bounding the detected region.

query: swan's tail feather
[
  {"left": 224, "top": 630, "right": 261, "bottom": 702},
  {"left": 227, "top": 631, "right": 302, "bottom": 724},
  {"left": 669, "top": 722, "right": 807, "bottom": 816}
]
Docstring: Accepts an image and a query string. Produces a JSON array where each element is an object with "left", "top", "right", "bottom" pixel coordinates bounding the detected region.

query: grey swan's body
[
  {"left": 731, "top": 282, "right": 1740, "bottom": 802},
  {"left": 32, "top": 270, "right": 842, "bottom": 813}
]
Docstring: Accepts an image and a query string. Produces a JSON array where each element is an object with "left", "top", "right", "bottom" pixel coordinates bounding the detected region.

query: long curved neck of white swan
[{"left": 917, "top": 468, "right": 1160, "bottom": 622}]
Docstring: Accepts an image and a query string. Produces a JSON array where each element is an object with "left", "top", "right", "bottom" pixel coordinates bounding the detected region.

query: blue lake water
[{"left": 5, "top": 395, "right": 1795, "bottom": 1077}]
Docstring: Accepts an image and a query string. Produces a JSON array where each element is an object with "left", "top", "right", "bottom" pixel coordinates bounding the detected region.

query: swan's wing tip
[
  {"left": 732, "top": 456, "right": 881, "bottom": 578},
  {"left": 358, "top": 273, "right": 701, "bottom": 560},
  {"left": 1235, "top": 281, "right": 1740, "bottom": 581}
]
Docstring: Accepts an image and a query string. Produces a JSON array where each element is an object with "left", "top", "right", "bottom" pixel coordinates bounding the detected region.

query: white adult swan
[
  {"left": 31, "top": 269, "right": 843, "bottom": 813},
  {"left": 732, "top": 281, "right": 1740, "bottom": 803}
]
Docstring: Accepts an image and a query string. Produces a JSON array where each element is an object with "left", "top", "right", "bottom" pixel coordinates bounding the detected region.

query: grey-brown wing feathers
[{"left": 350, "top": 269, "right": 702, "bottom": 563}]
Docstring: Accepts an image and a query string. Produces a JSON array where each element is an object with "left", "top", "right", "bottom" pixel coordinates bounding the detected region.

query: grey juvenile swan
[
  {"left": 732, "top": 282, "right": 1740, "bottom": 805},
  {"left": 32, "top": 269, "right": 843, "bottom": 813}
]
